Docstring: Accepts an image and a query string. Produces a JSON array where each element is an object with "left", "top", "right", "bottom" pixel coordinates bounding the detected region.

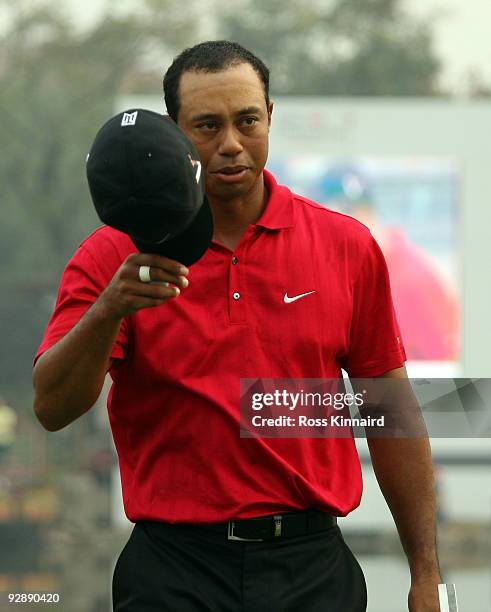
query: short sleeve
[
  {"left": 34, "top": 243, "right": 129, "bottom": 364},
  {"left": 344, "top": 234, "right": 406, "bottom": 377}
]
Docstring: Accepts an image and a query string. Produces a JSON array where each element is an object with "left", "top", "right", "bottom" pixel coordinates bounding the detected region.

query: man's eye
[
  {"left": 198, "top": 122, "right": 218, "bottom": 130},
  {"left": 241, "top": 117, "right": 257, "bottom": 127}
]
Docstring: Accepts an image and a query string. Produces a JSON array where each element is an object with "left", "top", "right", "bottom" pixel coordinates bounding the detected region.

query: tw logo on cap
[{"left": 121, "top": 111, "right": 138, "bottom": 126}]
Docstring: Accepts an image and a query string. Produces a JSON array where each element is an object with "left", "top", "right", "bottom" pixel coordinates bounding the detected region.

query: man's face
[{"left": 176, "top": 63, "right": 273, "bottom": 202}]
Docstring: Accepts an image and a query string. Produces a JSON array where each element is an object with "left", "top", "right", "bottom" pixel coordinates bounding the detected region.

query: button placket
[{"left": 229, "top": 251, "right": 246, "bottom": 323}]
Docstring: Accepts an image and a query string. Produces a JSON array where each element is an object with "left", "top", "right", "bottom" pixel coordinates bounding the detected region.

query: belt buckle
[
  {"left": 273, "top": 515, "right": 282, "bottom": 537},
  {"left": 227, "top": 521, "right": 264, "bottom": 542}
]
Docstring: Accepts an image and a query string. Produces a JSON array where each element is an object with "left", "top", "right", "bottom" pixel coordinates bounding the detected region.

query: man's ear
[{"left": 267, "top": 101, "right": 274, "bottom": 131}]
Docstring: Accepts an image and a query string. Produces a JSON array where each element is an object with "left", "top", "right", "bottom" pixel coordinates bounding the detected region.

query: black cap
[{"left": 86, "top": 108, "right": 213, "bottom": 266}]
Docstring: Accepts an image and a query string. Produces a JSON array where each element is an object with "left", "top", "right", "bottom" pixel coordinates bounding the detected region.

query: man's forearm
[
  {"left": 33, "top": 300, "right": 122, "bottom": 432},
  {"left": 367, "top": 436, "right": 441, "bottom": 580}
]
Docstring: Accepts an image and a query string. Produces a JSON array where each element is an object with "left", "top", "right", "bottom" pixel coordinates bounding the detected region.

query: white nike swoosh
[{"left": 284, "top": 290, "right": 316, "bottom": 304}]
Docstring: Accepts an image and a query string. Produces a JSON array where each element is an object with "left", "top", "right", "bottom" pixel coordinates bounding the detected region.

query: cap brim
[{"left": 131, "top": 195, "right": 213, "bottom": 266}]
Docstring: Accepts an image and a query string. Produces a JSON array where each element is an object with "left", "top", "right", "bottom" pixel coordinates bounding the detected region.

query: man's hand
[
  {"left": 408, "top": 574, "right": 443, "bottom": 612},
  {"left": 98, "top": 253, "right": 190, "bottom": 320}
]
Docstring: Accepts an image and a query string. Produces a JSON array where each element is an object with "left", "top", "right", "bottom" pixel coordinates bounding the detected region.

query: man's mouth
[
  {"left": 214, "top": 166, "right": 248, "bottom": 175},
  {"left": 212, "top": 166, "right": 249, "bottom": 183}
]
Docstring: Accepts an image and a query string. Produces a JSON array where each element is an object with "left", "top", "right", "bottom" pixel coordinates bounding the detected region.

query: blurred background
[{"left": 1, "top": 0, "right": 490, "bottom": 610}]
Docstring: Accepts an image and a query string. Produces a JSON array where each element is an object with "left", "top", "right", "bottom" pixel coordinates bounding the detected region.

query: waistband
[{"left": 139, "top": 509, "right": 338, "bottom": 543}]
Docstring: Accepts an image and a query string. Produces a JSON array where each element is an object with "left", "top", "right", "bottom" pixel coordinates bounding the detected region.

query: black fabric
[
  {"left": 131, "top": 194, "right": 213, "bottom": 267},
  {"left": 229, "top": 509, "right": 337, "bottom": 541},
  {"left": 112, "top": 519, "right": 367, "bottom": 612}
]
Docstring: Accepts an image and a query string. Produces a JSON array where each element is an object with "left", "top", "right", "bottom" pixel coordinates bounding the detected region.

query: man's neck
[{"left": 210, "top": 176, "right": 269, "bottom": 251}]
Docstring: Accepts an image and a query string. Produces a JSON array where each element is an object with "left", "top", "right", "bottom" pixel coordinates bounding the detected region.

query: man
[{"left": 33, "top": 41, "right": 442, "bottom": 611}]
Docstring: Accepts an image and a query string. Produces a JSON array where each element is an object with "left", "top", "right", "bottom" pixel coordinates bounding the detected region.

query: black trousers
[{"left": 112, "top": 520, "right": 367, "bottom": 612}]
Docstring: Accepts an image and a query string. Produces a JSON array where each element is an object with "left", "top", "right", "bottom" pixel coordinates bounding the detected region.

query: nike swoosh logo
[{"left": 284, "top": 290, "right": 316, "bottom": 304}]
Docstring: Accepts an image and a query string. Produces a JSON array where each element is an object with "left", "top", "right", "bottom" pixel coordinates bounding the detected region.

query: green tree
[{"left": 219, "top": 0, "right": 442, "bottom": 95}]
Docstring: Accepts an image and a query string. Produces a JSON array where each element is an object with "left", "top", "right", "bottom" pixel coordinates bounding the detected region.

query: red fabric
[{"left": 36, "top": 171, "right": 405, "bottom": 523}]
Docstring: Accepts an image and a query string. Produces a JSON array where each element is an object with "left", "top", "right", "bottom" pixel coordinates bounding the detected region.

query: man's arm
[
  {"left": 353, "top": 365, "right": 442, "bottom": 612},
  {"left": 33, "top": 253, "right": 188, "bottom": 432},
  {"left": 33, "top": 300, "right": 123, "bottom": 432}
]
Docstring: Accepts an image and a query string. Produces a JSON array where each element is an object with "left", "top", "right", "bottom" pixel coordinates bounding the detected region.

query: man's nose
[{"left": 218, "top": 126, "right": 243, "bottom": 156}]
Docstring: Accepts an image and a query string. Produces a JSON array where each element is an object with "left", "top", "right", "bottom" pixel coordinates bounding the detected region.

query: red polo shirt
[{"left": 36, "top": 170, "right": 406, "bottom": 523}]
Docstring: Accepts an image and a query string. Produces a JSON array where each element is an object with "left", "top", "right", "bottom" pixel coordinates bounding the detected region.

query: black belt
[{"left": 227, "top": 509, "right": 337, "bottom": 542}]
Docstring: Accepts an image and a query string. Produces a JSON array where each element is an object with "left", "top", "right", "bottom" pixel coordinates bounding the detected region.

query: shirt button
[
  {"left": 232, "top": 256, "right": 238, "bottom": 265},
  {"left": 233, "top": 292, "right": 241, "bottom": 300}
]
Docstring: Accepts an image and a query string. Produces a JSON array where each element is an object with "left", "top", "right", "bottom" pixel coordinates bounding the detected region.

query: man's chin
[
  {"left": 207, "top": 168, "right": 265, "bottom": 198},
  {"left": 207, "top": 177, "right": 255, "bottom": 200}
]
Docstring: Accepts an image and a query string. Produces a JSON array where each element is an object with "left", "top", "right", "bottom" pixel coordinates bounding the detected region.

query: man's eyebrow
[
  {"left": 191, "top": 112, "right": 220, "bottom": 122},
  {"left": 236, "top": 106, "right": 263, "bottom": 116},
  {"left": 191, "top": 106, "right": 263, "bottom": 122}
]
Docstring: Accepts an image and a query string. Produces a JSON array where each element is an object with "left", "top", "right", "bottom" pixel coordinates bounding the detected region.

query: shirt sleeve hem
[
  {"left": 345, "top": 351, "right": 407, "bottom": 378},
  {"left": 33, "top": 340, "right": 125, "bottom": 368}
]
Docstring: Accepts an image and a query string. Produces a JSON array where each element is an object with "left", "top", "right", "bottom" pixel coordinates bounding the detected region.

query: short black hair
[{"left": 163, "top": 40, "right": 270, "bottom": 122}]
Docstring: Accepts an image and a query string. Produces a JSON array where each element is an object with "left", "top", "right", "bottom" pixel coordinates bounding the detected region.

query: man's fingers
[
  {"left": 132, "top": 266, "right": 189, "bottom": 288},
  {"left": 127, "top": 252, "right": 190, "bottom": 277},
  {"left": 125, "top": 281, "right": 181, "bottom": 300}
]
